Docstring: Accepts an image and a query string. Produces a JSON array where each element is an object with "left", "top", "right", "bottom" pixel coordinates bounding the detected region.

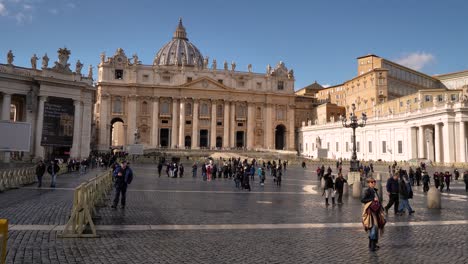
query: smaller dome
[{"left": 153, "top": 19, "right": 204, "bottom": 67}]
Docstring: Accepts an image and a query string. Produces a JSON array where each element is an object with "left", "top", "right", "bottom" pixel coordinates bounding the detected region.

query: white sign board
[
  {"left": 125, "top": 144, "right": 144, "bottom": 155},
  {"left": 0, "top": 121, "right": 31, "bottom": 151}
]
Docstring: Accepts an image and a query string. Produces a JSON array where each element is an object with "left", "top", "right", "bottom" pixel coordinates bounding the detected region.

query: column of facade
[
  {"left": 434, "top": 123, "right": 442, "bottom": 163},
  {"left": 210, "top": 100, "right": 217, "bottom": 149},
  {"left": 171, "top": 98, "right": 179, "bottom": 148},
  {"left": 287, "top": 104, "right": 295, "bottom": 151},
  {"left": 150, "top": 97, "right": 159, "bottom": 148},
  {"left": 265, "top": 104, "right": 273, "bottom": 149},
  {"left": 230, "top": 102, "right": 236, "bottom": 148},
  {"left": 98, "top": 94, "right": 109, "bottom": 150},
  {"left": 223, "top": 101, "right": 230, "bottom": 149},
  {"left": 80, "top": 101, "right": 92, "bottom": 158},
  {"left": 246, "top": 103, "right": 255, "bottom": 149},
  {"left": 1, "top": 93, "right": 11, "bottom": 120},
  {"left": 191, "top": 99, "right": 199, "bottom": 149},
  {"left": 442, "top": 122, "right": 455, "bottom": 163},
  {"left": 459, "top": 121, "right": 466, "bottom": 162},
  {"left": 70, "top": 100, "right": 82, "bottom": 158},
  {"left": 34, "top": 96, "right": 47, "bottom": 158},
  {"left": 178, "top": 98, "right": 186, "bottom": 148},
  {"left": 127, "top": 95, "right": 137, "bottom": 145},
  {"left": 418, "top": 126, "right": 425, "bottom": 158}
]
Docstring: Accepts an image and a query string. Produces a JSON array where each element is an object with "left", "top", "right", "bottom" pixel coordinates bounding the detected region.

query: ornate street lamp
[{"left": 341, "top": 103, "right": 367, "bottom": 172}]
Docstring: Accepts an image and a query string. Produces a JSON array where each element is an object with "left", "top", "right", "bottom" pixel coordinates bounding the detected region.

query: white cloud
[
  {"left": 396, "top": 52, "right": 435, "bottom": 71},
  {"left": 22, "top": 4, "right": 32, "bottom": 10},
  {"left": 322, "top": 84, "right": 331, "bottom": 88},
  {"left": 0, "top": 3, "right": 8, "bottom": 16}
]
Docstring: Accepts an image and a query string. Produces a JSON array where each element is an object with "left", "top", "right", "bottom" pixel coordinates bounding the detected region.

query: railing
[
  {"left": 59, "top": 170, "right": 113, "bottom": 238},
  {"left": 0, "top": 165, "right": 67, "bottom": 192},
  {"left": 0, "top": 219, "right": 7, "bottom": 264}
]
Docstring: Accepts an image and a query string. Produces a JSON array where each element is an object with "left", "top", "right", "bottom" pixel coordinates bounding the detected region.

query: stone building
[
  {"left": 95, "top": 19, "right": 296, "bottom": 152},
  {"left": 299, "top": 55, "right": 468, "bottom": 164},
  {"left": 0, "top": 48, "right": 95, "bottom": 161}
]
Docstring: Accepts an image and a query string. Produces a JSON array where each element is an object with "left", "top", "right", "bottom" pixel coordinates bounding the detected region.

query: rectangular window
[
  {"left": 185, "top": 120, "right": 191, "bottom": 125},
  {"left": 399, "top": 101, "right": 403, "bottom": 107},
  {"left": 398, "top": 140, "right": 403, "bottom": 154},
  {"left": 186, "top": 77, "right": 192, "bottom": 83},
  {"left": 277, "top": 81, "right": 284, "bottom": 90},
  {"left": 346, "top": 142, "right": 349, "bottom": 152},
  {"left": 162, "top": 76, "right": 171, "bottom": 82},
  {"left": 115, "top": 69, "right": 123, "bottom": 79},
  {"left": 142, "top": 74, "right": 149, "bottom": 81},
  {"left": 218, "top": 79, "right": 223, "bottom": 84},
  {"left": 238, "top": 81, "right": 245, "bottom": 87},
  {"left": 327, "top": 142, "right": 330, "bottom": 150},
  {"left": 414, "top": 97, "right": 417, "bottom": 103},
  {"left": 438, "top": 95, "right": 443, "bottom": 102},
  {"left": 238, "top": 123, "right": 243, "bottom": 127},
  {"left": 368, "top": 141, "right": 372, "bottom": 153},
  {"left": 425, "top": 95, "right": 432, "bottom": 102},
  {"left": 256, "top": 82, "right": 262, "bottom": 89},
  {"left": 382, "top": 141, "right": 387, "bottom": 153},
  {"left": 217, "top": 121, "right": 222, "bottom": 126},
  {"left": 336, "top": 142, "right": 339, "bottom": 151},
  {"left": 357, "top": 142, "right": 360, "bottom": 152},
  {"left": 161, "top": 120, "right": 169, "bottom": 124},
  {"left": 451, "top": 94, "right": 457, "bottom": 101}
]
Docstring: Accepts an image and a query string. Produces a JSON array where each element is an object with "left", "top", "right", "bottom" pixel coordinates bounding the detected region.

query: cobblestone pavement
[{"left": 1, "top": 163, "right": 467, "bottom": 263}]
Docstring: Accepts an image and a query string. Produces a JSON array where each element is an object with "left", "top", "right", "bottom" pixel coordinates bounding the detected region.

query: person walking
[
  {"left": 35, "top": 160, "right": 46, "bottom": 188},
  {"left": 433, "top": 172, "right": 440, "bottom": 189},
  {"left": 157, "top": 163, "right": 163, "bottom": 178},
  {"left": 463, "top": 170, "right": 468, "bottom": 192},
  {"left": 323, "top": 172, "right": 335, "bottom": 206},
  {"left": 260, "top": 167, "right": 266, "bottom": 186},
  {"left": 179, "top": 163, "right": 184, "bottom": 177},
  {"left": 384, "top": 173, "right": 400, "bottom": 215},
  {"left": 276, "top": 168, "right": 282, "bottom": 187},
  {"left": 361, "top": 177, "right": 386, "bottom": 252},
  {"left": 422, "top": 171, "right": 430, "bottom": 193},
  {"left": 444, "top": 171, "right": 452, "bottom": 192},
  {"left": 397, "top": 175, "right": 415, "bottom": 215},
  {"left": 192, "top": 163, "right": 198, "bottom": 178},
  {"left": 111, "top": 160, "right": 134, "bottom": 209},
  {"left": 47, "top": 160, "right": 60, "bottom": 188},
  {"left": 334, "top": 172, "right": 347, "bottom": 204}
]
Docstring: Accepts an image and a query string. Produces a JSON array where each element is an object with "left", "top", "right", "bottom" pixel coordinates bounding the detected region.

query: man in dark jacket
[
  {"left": 323, "top": 173, "right": 335, "bottom": 206},
  {"left": 334, "top": 173, "right": 347, "bottom": 204},
  {"left": 463, "top": 170, "right": 468, "bottom": 192},
  {"left": 384, "top": 174, "right": 399, "bottom": 215},
  {"left": 111, "top": 160, "right": 133, "bottom": 209},
  {"left": 36, "top": 160, "right": 46, "bottom": 187},
  {"left": 47, "top": 160, "right": 60, "bottom": 188}
]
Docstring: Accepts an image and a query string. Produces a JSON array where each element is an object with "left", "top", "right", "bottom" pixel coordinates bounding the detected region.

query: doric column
[
  {"left": 1, "top": 93, "right": 11, "bottom": 120},
  {"left": 442, "top": 122, "right": 455, "bottom": 163},
  {"left": 35, "top": 96, "right": 47, "bottom": 159},
  {"left": 70, "top": 100, "right": 82, "bottom": 158},
  {"left": 192, "top": 99, "right": 199, "bottom": 149},
  {"left": 80, "top": 101, "right": 92, "bottom": 158},
  {"left": 223, "top": 101, "right": 230, "bottom": 148},
  {"left": 179, "top": 98, "right": 186, "bottom": 148},
  {"left": 418, "top": 126, "right": 425, "bottom": 158},
  {"left": 171, "top": 98, "right": 178, "bottom": 148},
  {"left": 151, "top": 97, "right": 159, "bottom": 148},
  {"left": 246, "top": 103, "right": 255, "bottom": 149},
  {"left": 459, "top": 121, "right": 466, "bottom": 162},
  {"left": 98, "top": 94, "right": 109, "bottom": 150},
  {"left": 287, "top": 104, "right": 295, "bottom": 150},
  {"left": 210, "top": 100, "right": 217, "bottom": 148},
  {"left": 265, "top": 103, "right": 273, "bottom": 149},
  {"left": 127, "top": 94, "right": 137, "bottom": 145},
  {"left": 230, "top": 102, "right": 236, "bottom": 148},
  {"left": 434, "top": 123, "right": 442, "bottom": 163}
]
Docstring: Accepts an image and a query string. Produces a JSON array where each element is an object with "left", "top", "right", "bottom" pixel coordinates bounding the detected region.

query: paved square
[{"left": 1, "top": 163, "right": 467, "bottom": 263}]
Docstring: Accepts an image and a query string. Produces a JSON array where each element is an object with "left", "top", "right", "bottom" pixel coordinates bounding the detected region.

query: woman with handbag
[{"left": 361, "top": 177, "right": 386, "bottom": 251}]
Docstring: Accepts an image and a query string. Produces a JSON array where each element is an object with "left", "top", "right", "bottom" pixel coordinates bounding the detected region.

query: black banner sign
[{"left": 41, "top": 97, "right": 74, "bottom": 146}]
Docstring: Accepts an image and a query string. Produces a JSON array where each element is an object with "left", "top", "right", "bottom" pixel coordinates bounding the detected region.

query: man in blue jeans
[
  {"left": 47, "top": 160, "right": 60, "bottom": 188},
  {"left": 111, "top": 161, "right": 134, "bottom": 209},
  {"left": 384, "top": 173, "right": 400, "bottom": 215}
]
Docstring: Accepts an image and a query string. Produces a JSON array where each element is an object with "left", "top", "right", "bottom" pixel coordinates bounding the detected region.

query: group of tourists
[{"left": 34, "top": 160, "right": 60, "bottom": 188}]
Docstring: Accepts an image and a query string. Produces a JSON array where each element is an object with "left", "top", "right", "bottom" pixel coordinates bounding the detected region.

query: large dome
[{"left": 153, "top": 19, "right": 204, "bottom": 67}]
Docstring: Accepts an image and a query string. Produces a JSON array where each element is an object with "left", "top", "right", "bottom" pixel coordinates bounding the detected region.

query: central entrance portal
[
  {"left": 200, "top": 129, "right": 208, "bottom": 148},
  {"left": 236, "top": 131, "right": 245, "bottom": 148},
  {"left": 160, "top": 128, "right": 170, "bottom": 147}
]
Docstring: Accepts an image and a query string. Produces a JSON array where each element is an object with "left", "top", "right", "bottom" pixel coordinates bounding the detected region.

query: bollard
[
  {"left": 427, "top": 188, "right": 442, "bottom": 209},
  {"left": 0, "top": 219, "right": 7, "bottom": 264}
]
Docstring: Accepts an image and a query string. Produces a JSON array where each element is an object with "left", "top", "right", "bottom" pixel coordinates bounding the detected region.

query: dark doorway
[
  {"left": 160, "top": 128, "right": 170, "bottom": 147},
  {"left": 216, "top": 136, "right": 222, "bottom": 149},
  {"left": 185, "top": 136, "right": 191, "bottom": 149},
  {"left": 236, "top": 131, "right": 245, "bottom": 148},
  {"left": 200, "top": 129, "right": 208, "bottom": 148},
  {"left": 275, "top": 124, "right": 286, "bottom": 150}
]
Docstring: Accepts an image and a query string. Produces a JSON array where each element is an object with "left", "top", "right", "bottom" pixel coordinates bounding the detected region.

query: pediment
[{"left": 181, "top": 77, "right": 233, "bottom": 91}]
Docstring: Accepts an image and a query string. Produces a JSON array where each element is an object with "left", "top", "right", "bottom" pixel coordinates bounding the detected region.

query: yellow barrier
[
  {"left": 0, "top": 164, "right": 68, "bottom": 192},
  {"left": 59, "top": 170, "right": 113, "bottom": 238},
  {"left": 0, "top": 219, "right": 7, "bottom": 264}
]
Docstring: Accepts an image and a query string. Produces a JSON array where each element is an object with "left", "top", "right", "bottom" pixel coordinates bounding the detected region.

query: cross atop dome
[{"left": 173, "top": 17, "right": 188, "bottom": 40}]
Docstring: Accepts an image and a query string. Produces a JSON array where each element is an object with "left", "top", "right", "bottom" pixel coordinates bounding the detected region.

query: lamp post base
[{"left": 350, "top": 159, "right": 360, "bottom": 172}]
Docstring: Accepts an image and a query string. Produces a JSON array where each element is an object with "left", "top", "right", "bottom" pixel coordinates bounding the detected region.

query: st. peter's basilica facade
[{"left": 96, "top": 19, "right": 296, "bottom": 152}]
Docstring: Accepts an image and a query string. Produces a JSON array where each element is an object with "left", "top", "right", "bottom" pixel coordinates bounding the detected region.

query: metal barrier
[
  {"left": 0, "top": 165, "right": 68, "bottom": 193},
  {"left": 0, "top": 219, "right": 7, "bottom": 264},
  {"left": 59, "top": 170, "right": 113, "bottom": 238}
]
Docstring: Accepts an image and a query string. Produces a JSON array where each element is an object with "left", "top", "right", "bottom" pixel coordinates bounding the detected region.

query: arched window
[{"left": 141, "top": 101, "right": 148, "bottom": 115}]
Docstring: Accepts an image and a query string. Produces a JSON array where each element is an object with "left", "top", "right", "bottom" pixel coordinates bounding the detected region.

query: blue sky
[{"left": 1, "top": 0, "right": 467, "bottom": 89}]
